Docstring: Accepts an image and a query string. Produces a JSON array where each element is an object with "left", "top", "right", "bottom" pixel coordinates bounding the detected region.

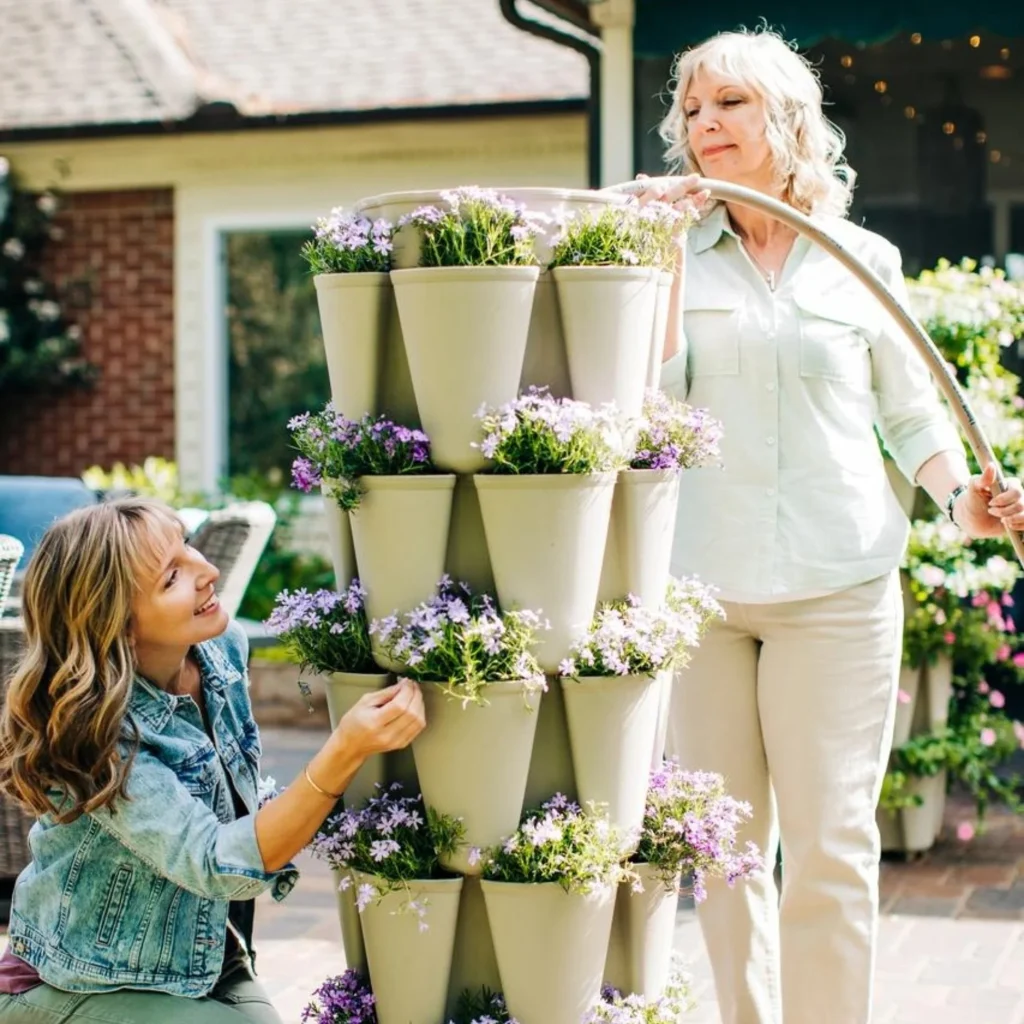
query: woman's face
[
  {"left": 131, "top": 526, "right": 229, "bottom": 651},
  {"left": 683, "top": 69, "right": 773, "bottom": 188}
]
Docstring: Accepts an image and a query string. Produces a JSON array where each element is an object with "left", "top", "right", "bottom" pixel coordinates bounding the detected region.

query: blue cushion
[{"left": 0, "top": 476, "right": 100, "bottom": 562}]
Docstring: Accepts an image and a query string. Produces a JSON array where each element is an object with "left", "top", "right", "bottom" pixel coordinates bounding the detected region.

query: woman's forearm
[
  {"left": 253, "top": 730, "right": 364, "bottom": 872},
  {"left": 662, "top": 244, "right": 686, "bottom": 364}
]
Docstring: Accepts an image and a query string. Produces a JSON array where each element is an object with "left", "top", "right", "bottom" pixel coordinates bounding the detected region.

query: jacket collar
[{"left": 128, "top": 634, "right": 242, "bottom": 733}]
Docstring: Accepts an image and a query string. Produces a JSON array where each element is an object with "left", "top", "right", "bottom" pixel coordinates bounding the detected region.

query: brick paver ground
[{"left": 252, "top": 727, "right": 1024, "bottom": 1024}]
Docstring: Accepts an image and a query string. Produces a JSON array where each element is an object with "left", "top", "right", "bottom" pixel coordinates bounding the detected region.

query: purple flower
[{"left": 301, "top": 969, "right": 376, "bottom": 1024}]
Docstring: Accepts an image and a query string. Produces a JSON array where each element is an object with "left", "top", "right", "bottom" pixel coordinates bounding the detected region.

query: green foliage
[
  {"left": 548, "top": 202, "right": 689, "bottom": 271},
  {"left": 0, "top": 159, "right": 96, "bottom": 394},
  {"left": 401, "top": 187, "right": 540, "bottom": 267}
]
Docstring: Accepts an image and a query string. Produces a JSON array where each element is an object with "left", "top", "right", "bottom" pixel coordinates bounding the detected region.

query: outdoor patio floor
[{"left": 251, "top": 727, "right": 1024, "bottom": 1024}]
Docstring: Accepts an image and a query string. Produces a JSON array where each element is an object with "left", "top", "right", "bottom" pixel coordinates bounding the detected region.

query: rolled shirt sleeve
[
  {"left": 871, "top": 244, "right": 964, "bottom": 483},
  {"left": 91, "top": 749, "right": 298, "bottom": 903}
]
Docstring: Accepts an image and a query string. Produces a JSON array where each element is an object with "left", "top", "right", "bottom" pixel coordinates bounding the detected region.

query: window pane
[{"left": 225, "top": 230, "right": 326, "bottom": 481}]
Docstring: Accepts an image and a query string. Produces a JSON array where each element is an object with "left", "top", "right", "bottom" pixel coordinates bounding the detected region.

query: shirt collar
[
  {"left": 128, "top": 634, "right": 242, "bottom": 732},
  {"left": 690, "top": 203, "right": 739, "bottom": 254}
]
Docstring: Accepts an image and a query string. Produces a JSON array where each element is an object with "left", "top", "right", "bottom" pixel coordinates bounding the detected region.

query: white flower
[{"left": 2, "top": 238, "right": 25, "bottom": 260}]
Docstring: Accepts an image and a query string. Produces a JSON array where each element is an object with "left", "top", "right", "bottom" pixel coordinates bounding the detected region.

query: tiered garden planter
[
  {"left": 554, "top": 266, "right": 661, "bottom": 420},
  {"left": 322, "top": 671, "right": 393, "bottom": 809},
  {"left": 561, "top": 673, "right": 663, "bottom": 846},
  {"left": 313, "top": 186, "right": 692, "bottom": 1020},
  {"left": 314, "top": 272, "right": 390, "bottom": 419},
  {"left": 355, "top": 872, "right": 464, "bottom": 1024},
  {"left": 603, "top": 863, "right": 679, "bottom": 1000},
  {"left": 391, "top": 266, "right": 540, "bottom": 472},
  {"left": 348, "top": 474, "right": 455, "bottom": 666},
  {"left": 474, "top": 472, "right": 617, "bottom": 674},
  {"left": 598, "top": 468, "right": 681, "bottom": 606},
  {"left": 321, "top": 483, "right": 357, "bottom": 592},
  {"left": 646, "top": 270, "right": 674, "bottom": 390},
  {"left": 481, "top": 880, "right": 616, "bottom": 1024},
  {"left": 412, "top": 680, "right": 542, "bottom": 875}
]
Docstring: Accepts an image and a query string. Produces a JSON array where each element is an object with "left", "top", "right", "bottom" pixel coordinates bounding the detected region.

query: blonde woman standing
[
  {"left": 639, "top": 29, "right": 1024, "bottom": 1024},
  {"left": 0, "top": 498, "right": 425, "bottom": 1022}
]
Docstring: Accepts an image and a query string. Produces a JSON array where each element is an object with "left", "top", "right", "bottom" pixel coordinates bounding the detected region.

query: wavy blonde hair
[
  {"left": 0, "top": 498, "right": 184, "bottom": 823},
  {"left": 659, "top": 27, "right": 856, "bottom": 217}
]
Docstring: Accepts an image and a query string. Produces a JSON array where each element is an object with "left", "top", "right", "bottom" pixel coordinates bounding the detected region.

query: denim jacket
[{"left": 7, "top": 621, "right": 298, "bottom": 998}]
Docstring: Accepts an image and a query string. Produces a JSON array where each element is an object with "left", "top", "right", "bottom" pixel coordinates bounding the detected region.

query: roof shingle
[{"left": 0, "top": 0, "right": 589, "bottom": 132}]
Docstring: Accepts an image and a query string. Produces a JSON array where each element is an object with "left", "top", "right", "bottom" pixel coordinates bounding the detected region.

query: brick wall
[{"left": 0, "top": 188, "right": 175, "bottom": 477}]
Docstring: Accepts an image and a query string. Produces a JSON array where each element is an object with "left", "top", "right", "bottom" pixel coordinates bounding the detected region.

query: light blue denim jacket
[{"left": 7, "top": 621, "right": 298, "bottom": 997}]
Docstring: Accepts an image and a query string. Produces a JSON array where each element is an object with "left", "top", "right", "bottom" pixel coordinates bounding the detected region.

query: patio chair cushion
[{"left": 0, "top": 476, "right": 100, "bottom": 562}]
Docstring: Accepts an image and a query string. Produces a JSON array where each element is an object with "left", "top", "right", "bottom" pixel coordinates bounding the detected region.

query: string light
[
  {"left": 969, "top": 35, "right": 981, "bottom": 48},
  {"left": 991, "top": 150, "right": 1002, "bottom": 163},
  {"left": 874, "top": 80, "right": 888, "bottom": 93},
  {"left": 942, "top": 121, "right": 956, "bottom": 134},
  {"left": 1001, "top": 47, "right": 1011, "bottom": 60},
  {"left": 904, "top": 105, "right": 917, "bottom": 119},
  {"left": 977, "top": 130, "right": 988, "bottom": 144},
  {"left": 840, "top": 55, "right": 854, "bottom": 68},
  {"left": 910, "top": 32, "right": 922, "bottom": 45}
]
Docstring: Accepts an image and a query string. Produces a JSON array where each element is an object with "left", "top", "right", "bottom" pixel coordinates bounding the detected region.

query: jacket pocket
[
  {"left": 96, "top": 864, "right": 134, "bottom": 947},
  {"left": 794, "top": 286, "right": 876, "bottom": 390},
  {"left": 683, "top": 289, "right": 742, "bottom": 377}
]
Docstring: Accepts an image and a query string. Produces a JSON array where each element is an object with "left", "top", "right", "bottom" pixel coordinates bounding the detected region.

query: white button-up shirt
[{"left": 661, "top": 205, "right": 963, "bottom": 603}]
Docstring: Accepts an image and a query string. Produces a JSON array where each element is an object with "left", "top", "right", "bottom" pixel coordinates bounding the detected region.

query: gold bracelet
[{"left": 303, "top": 764, "right": 343, "bottom": 800}]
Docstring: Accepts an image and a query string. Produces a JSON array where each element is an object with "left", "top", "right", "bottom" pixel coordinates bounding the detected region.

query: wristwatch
[{"left": 945, "top": 483, "right": 968, "bottom": 523}]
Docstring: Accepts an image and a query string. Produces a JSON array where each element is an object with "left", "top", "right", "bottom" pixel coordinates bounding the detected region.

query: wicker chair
[
  {"left": 188, "top": 501, "right": 277, "bottom": 619},
  {"left": 0, "top": 618, "right": 34, "bottom": 878},
  {"left": 0, "top": 536, "right": 24, "bottom": 616}
]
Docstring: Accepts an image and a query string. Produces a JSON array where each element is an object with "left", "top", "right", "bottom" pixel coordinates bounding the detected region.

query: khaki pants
[{"left": 667, "top": 571, "right": 902, "bottom": 1024}]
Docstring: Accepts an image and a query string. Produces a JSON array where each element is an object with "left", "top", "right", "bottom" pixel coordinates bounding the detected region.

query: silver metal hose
[{"left": 608, "top": 176, "right": 1024, "bottom": 567}]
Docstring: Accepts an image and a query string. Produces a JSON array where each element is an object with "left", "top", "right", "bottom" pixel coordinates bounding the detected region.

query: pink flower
[
  {"left": 980, "top": 727, "right": 998, "bottom": 747},
  {"left": 972, "top": 593, "right": 988, "bottom": 608},
  {"left": 990, "top": 691, "right": 1006, "bottom": 709},
  {"left": 1003, "top": 593, "right": 1015, "bottom": 607},
  {"left": 979, "top": 680, "right": 991, "bottom": 694},
  {"left": 956, "top": 821, "right": 975, "bottom": 842},
  {"left": 897, "top": 689, "right": 912, "bottom": 705},
  {"left": 997, "top": 644, "right": 1011, "bottom": 662},
  {"left": 1007, "top": 616, "right": 1016, "bottom": 631},
  {"left": 1013, "top": 653, "right": 1024, "bottom": 668},
  {"left": 943, "top": 631, "right": 956, "bottom": 645},
  {"left": 987, "top": 600, "right": 1002, "bottom": 619},
  {"left": 1013, "top": 721, "right": 1024, "bottom": 748}
]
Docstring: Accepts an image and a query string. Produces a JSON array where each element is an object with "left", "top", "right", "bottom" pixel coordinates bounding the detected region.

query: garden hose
[{"left": 607, "top": 175, "right": 1024, "bottom": 568}]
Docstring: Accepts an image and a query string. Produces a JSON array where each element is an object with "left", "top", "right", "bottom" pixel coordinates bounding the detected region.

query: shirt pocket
[
  {"left": 794, "top": 287, "right": 876, "bottom": 391},
  {"left": 683, "top": 287, "right": 743, "bottom": 377}
]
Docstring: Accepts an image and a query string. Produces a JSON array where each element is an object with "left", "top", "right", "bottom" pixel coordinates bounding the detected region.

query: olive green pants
[{"left": 0, "top": 960, "right": 283, "bottom": 1023}]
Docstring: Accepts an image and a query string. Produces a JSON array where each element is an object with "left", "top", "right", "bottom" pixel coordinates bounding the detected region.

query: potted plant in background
[
  {"left": 289, "top": 405, "right": 454, "bottom": 659},
  {"left": 372, "top": 577, "right": 546, "bottom": 874},
  {"left": 390, "top": 187, "right": 543, "bottom": 473},
  {"left": 557, "top": 593, "right": 717, "bottom": 847},
  {"left": 303, "top": 209, "right": 396, "bottom": 421},
  {"left": 604, "top": 760, "right": 760, "bottom": 1000},
  {"left": 480, "top": 796, "right": 626, "bottom": 1024},
  {"left": 309, "top": 783, "right": 465, "bottom": 1024},
  {"left": 472, "top": 386, "right": 625, "bottom": 674},
  {"left": 549, "top": 201, "right": 692, "bottom": 420},
  {"left": 600, "top": 390, "right": 724, "bottom": 607}
]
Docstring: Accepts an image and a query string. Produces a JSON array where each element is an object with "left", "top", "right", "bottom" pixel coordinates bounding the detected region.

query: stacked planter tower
[{"left": 312, "top": 186, "right": 685, "bottom": 1024}]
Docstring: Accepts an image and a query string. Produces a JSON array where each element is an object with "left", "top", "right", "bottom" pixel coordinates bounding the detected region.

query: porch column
[{"left": 590, "top": 0, "right": 636, "bottom": 186}]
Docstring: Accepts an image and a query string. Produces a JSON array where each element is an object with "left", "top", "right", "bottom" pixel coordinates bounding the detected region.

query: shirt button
[
  {"left": 766, "top": 382, "right": 776, "bottom": 392},
  {"left": 766, "top": 436, "right": 776, "bottom": 446}
]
